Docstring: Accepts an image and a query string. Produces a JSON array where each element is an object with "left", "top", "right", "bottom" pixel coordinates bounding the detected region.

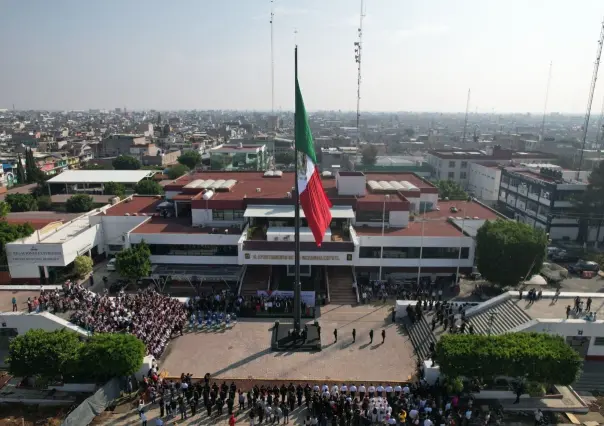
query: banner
[{"left": 257, "top": 290, "right": 316, "bottom": 307}]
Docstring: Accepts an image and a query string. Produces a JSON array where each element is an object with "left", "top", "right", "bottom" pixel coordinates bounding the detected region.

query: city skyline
[{"left": 1, "top": 0, "right": 604, "bottom": 113}]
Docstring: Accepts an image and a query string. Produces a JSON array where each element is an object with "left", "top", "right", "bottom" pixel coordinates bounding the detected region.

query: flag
[{"left": 295, "top": 77, "right": 332, "bottom": 246}]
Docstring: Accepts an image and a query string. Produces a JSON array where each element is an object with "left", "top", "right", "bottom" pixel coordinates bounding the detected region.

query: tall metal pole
[
  {"left": 270, "top": 0, "right": 275, "bottom": 115},
  {"left": 455, "top": 203, "right": 466, "bottom": 283},
  {"left": 416, "top": 206, "right": 426, "bottom": 287},
  {"left": 293, "top": 46, "right": 301, "bottom": 332},
  {"left": 576, "top": 18, "right": 604, "bottom": 179},
  {"left": 461, "top": 89, "right": 471, "bottom": 144},
  {"left": 378, "top": 194, "right": 389, "bottom": 280},
  {"left": 540, "top": 61, "right": 553, "bottom": 144},
  {"left": 354, "top": 0, "right": 365, "bottom": 148}
]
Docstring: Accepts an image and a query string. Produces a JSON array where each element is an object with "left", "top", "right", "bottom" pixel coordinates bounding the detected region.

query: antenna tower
[
  {"left": 354, "top": 0, "right": 365, "bottom": 147},
  {"left": 539, "top": 61, "right": 553, "bottom": 144},
  {"left": 461, "top": 89, "right": 471, "bottom": 144},
  {"left": 576, "top": 18, "right": 604, "bottom": 179},
  {"left": 270, "top": 0, "right": 275, "bottom": 114}
]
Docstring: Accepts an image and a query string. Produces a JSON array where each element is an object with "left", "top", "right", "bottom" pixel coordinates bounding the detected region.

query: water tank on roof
[
  {"left": 202, "top": 190, "right": 214, "bottom": 200},
  {"left": 264, "top": 170, "right": 275, "bottom": 177}
]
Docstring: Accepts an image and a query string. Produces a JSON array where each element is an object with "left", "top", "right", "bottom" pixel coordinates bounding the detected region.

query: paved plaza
[{"left": 160, "top": 304, "right": 415, "bottom": 383}]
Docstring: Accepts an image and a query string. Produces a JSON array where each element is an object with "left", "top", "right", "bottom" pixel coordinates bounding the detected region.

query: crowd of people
[
  {"left": 136, "top": 369, "right": 506, "bottom": 426},
  {"left": 358, "top": 276, "right": 457, "bottom": 306},
  {"left": 38, "top": 283, "right": 187, "bottom": 358}
]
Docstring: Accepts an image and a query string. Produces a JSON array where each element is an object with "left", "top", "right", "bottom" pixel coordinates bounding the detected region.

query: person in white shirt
[
  {"left": 402, "top": 385, "right": 410, "bottom": 394},
  {"left": 321, "top": 384, "right": 328, "bottom": 392},
  {"left": 535, "top": 409, "right": 544, "bottom": 423},
  {"left": 376, "top": 385, "right": 384, "bottom": 396},
  {"left": 310, "top": 416, "right": 318, "bottom": 426},
  {"left": 322, "top": 390, "right": 330, "bottom": 398},
  {"left": 340, "top": 384, "right": 347, "bottom": 394},
  {"left": 385, "top": 384, "right": 393, "bottom": 396},
  {"left": 388, "top": 417, "right": 396, "bottom": 425},
  {"left": 465, "top": 409, "right": 472, "bottom": 420},
  {"left": 331, "top": 384, "right": 339, "bottom": 394},
  {"left": 359, "top": 384, "right": 366, "bottom": 398},
  {"left": 423, "top": 419, "right": 433, "bottom": 426},
  {"left": 394, "top": 384, "right": 402, "bottom": 395},
  {"left": 408, "top": 408, "right": 419, "bottom": 419},
  {"left": 349, "top": 384, "right": 357, "bottom": 397},
  {"left": 312, "top": 384, "right": 320, "bottom": 392},
  {"left": 368, "top": 384, "right": 376, "bottom": 397}
]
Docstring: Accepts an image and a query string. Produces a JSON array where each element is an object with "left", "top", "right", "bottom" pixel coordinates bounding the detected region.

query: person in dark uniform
[
  {"left": 334, "top": 328, "right": 338, "bottom": 343},
  {"left": 382, "top": 329, "right": 386, "bottom": 344},
  {"left": 369, "top": 329, "right": 374, "bottom": 344},
  {"left": 352, "top": 328, "right": 356, "bottom": 343}
]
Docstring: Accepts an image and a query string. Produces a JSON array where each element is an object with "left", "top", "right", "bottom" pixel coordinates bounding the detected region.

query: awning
[{"left": 244, "top": 205, "right": 354, "bottom": 219}]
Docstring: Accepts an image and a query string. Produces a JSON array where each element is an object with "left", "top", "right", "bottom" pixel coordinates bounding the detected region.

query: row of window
[
  {"left": 212, "top": 210, "right": 245, "bottom": 221},
  {"left": 146, "top": 244, "right": 238, "bottom": 256},
  {"left": 359, "top": 247, "right": 470, "bottom": 259}
]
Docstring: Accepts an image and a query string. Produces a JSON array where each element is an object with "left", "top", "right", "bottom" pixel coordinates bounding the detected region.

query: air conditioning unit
[{"left": 256, "top": 188, "right": 261, "bottom": 192}]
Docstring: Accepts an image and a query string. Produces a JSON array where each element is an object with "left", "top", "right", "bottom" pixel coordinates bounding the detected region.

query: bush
[
  {"left": 177, "top": 151, "right": 201, "bottom": 170},
  {"left": 134, "top": 180, "right": 163, "bottom": 195},
  {"left": 37, "top": 196, "right": 53, "bottom": 211},
  {"left": 444, "top": 376, "right": 464, "bottom": 395},
  {"left": 77, "top": 334, "right": 145, "bottom": 382},
  {"left": 526, "top": 381, "right": 546, "bottom": 397},
  {"left": 65, "top": 194, "right": 94, "bottom": 213},
  {"left": 436, "top": 333, "right": 582, "bottom": 385},
  {"left": 5, "top": 193, "right": 38, "bottom": 212},
  {"left": 112, "top": 155, "right": 141, "bottom": 170},
  {"left": 166, "top": 164, "right": 189, "bottom": 180},
  {"left": 74, "top": 255, "right": 93, "bottom": 279}
]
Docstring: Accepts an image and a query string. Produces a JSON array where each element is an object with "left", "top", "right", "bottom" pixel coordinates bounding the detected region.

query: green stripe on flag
[{"left": 295, "top": 78, "right": 317, "bottom": 164}]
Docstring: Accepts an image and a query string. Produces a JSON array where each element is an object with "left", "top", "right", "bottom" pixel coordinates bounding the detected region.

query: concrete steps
[
  {"left": 240, "top": 266, "right": 269, "bottom": 296},
  {"left": 404, "top": 314, "right": 437, "bottom": 362},
  {"left": 327, "top": 267, "right": 357, "bottom": 305},
  {"left": 468, "top": 298, "right": 533, "bottom": 335},
  {"left": 573, "top": 361, "right": 604, "bottom": 393}
]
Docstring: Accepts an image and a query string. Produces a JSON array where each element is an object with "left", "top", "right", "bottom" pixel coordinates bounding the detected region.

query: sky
[{"left": 1, "top": 0, "right": 604, "bottom": 113}]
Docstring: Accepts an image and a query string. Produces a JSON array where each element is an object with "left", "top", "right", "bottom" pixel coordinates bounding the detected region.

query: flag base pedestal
[{"left": 271, "top": 322, "right": 321, "bottom": 352}]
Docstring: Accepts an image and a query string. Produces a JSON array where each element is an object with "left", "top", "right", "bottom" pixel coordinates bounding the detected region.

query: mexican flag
[{"left": 295, "top": 77, "right": 332, "bottom": 246}]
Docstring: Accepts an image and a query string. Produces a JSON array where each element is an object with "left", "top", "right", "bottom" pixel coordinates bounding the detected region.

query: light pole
[
  {"left": 454, "top": 202, "right": 466, "bottom": 285},
  {"left": 378, "top": 194, "right": 390, "bottom": 281}
]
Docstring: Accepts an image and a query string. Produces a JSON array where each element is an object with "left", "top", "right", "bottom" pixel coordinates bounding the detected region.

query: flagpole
[{"left": 293, "top": 45, "right": 301, "bottom": 332}]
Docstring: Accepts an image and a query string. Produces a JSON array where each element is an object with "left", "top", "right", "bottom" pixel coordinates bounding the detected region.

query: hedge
[{"left": 435, "top": 333, "right": 583, "bottom": 385}]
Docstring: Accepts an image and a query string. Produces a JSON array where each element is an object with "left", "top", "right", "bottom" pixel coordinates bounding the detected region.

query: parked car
[
  {"left": 106, "top": 258, "right": 117, "bottom": 272},
  {"left": 551, "top": 250, "right": 580, "bottom": 263},
  {"left": 568, "top": 260, "right": 600, "bottom": 275}
]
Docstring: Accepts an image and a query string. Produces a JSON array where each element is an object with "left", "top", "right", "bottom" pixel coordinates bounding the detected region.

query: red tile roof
[
  {"left": 104, "top": 196, "right": 163, "bottom": 216},
  {"left": 4, "top": 218, "right": 61, "bottom": 230},
  {"left": 131, "top": 217, "right": 238, "bottom": 235}
]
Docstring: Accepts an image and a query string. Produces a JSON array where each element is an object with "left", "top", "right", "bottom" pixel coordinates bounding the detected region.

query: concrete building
[
  {"left": 46, "top": 169, "right": 156, "bottom": 195},
  {"left": 209, "top": 144, "right": 267, "bottom": 171},
  {"left": 426, "top": 146, "right": 556, "bottom": 188},
  {"left": 5, "top": 171, "right": 502, "bottom": 290},
  {"left": 467, "top": 163, "right": 501, "bottom": 204},
  {"left": 99, "top": 134, "right": 149, "bottom": 157}
]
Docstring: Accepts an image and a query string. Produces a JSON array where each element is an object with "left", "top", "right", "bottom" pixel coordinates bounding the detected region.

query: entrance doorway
[{"left": 566, "top": 336, "right": 591, "bottom": 358}]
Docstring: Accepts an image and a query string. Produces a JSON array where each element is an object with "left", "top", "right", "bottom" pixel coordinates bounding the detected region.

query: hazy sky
[{"left": 1, "top": 0, "right": 604, "bottom": 113}]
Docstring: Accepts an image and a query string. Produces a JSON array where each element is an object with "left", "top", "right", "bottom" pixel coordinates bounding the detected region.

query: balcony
[{"left": 528, "top": 192, "right": 540, "bottom": 202}]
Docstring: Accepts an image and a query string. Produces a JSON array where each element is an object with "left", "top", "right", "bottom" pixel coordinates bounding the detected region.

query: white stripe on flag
[{"left": 298, "top": 155, "right": 315, "bottom": 194}]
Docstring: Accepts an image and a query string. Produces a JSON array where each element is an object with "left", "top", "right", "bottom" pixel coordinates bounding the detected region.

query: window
[
  {"left": 448, "top": 161, "right": 456, "bottom": 168},
  {"left": 356, "top": 210, "right": 389, "bottom": 223},
  {"left": 359, "top": 246, "right": 469, "bottom": 259},
  {"left": 212, "top": 209, "right": 245, "bottom": 221},
  {"left": 461, "top": 161, "right": 468, "bottom": 169},
  {"left": 460, "top": 172, "right": 467, "bottom": 179},
  {"left": 107, "top": 244, "right": 123, "bottom": 252},
  {"left": 595, "top": 337, "right": 604, "bottom": 346},
  {"left": 448, "top": 172, "right": 455, "bottom": 180},
  {"left": 146, "top": 244, "right": 238, "bottom": 256}
]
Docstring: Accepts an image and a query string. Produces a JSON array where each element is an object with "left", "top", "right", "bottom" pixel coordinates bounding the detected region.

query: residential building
[
  {"left": 99, "top": 134, "right": 148, "bottom": 157},
  {"left": 209, "top": 144, "right": 267, "bottom": 171},
  {"left": 467, "top": 163, "right": 501, "bottom": 204},
  {"left": 46, "top": 169, "right": 157, "bottom": 195}
]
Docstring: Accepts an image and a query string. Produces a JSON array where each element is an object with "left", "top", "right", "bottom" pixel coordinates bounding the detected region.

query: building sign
[
  {"left": 7, "top": 246, "right": 63, "bottom": 263},
  {"left": 243, "top": 252, "right": 353, "bottom": 265},
  {"left": 257, "top": 290, "right": 316, "bottom": 307}
]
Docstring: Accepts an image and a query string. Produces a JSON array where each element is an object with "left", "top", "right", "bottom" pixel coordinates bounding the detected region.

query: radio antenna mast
[
  {"left": 270, "top": 0, "right": 275, "bottom": 114},
  {"left": 540, "top": 61, "right": 553, "bottom": 145},
  {"left": 354, "top": 0, "right": 365, "bottom": 147},
  {"left": 461, "top": 89, "right": 471, "bottom": 144},
  {"left": 576, "top": 18, "right": 604, "bottom": 179}
]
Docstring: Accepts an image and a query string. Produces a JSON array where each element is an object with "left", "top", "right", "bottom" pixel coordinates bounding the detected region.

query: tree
[
  {"left": 116, "top": 241, "right": 152, "bottom": 283},
  {"left": 65, "top": 194, "right": 94, "bottom": 213},
  {"left": 16, "top": 155, "right": 26, "bottom": 184},
  {"left": 134, "top": 180, "right": 163, "bottom": 195},
  {"left": 112, "top": 155, "right": 141, "bottom": 170},
  {"left": 434, "top": 180, "right": 468, "bottom": 200},
  {"left": 211, "top": 155, "right": 226, "bottom": 171},
  {"left": 5, "top": 193, "right": 38, "bottom": 212},
  {"left": 166, "top": 164, "right": 189, "bottom": 180},
  {"left": 361, "top": 145, "right": 378, "bottom": 166},
  {"left": 74, "top": 255, "right": 93, "bottom": 279},
  {"left": 77, "top": 334, "right": 145, "bottom": 382},
  {"left": 572, "top": 162, "right": 604, "bottom": 243},
  {"left": 475, "top": 220, "right": 547, "bottom": 287},
  {"left": 436, "top": 333, "right": 582, "bottom": 386},
  {"left": 0, "top": 201, "right": 10, "bottom": 218},
  {"left": 6, "top": 329, "right": 83, "bottom": 380},
  {"left": 177, "top": 151, "right": 202, "bottom": 170},
  {"left": 0, "top": 221, "right": 34, "bottom": 264},
  {"left": 36, "top": 196, "right": 52, "bottom": 210},
  {"left": 275, "top": 151, "right": 295, "bottom": 165},
  {"left": 103, "top": 181, "right": 126, "bottom": 198},
  {"left": 25, "top": 149, "right": 45, "bottom": 184}
]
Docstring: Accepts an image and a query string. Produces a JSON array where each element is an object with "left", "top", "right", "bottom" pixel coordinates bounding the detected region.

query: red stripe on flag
[{"left": 299, "top": 167, "right": 332, "bottom": 246}]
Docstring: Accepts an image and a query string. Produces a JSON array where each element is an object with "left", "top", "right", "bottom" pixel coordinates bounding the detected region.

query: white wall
[
  {"left": 521, "top": 319, "right": 604, "bottom": 357},
  {"left": 165, "top": 190, "right": 181, "bottom": 200},
  {"left": 150, "top": 255, "right": 238, "bottom": 265},
  {"left": 9, "top": 263, "right": 40, "bottom": 279},
  {"left": 192, "top": 208, "right": 212, "bottom": 226},
  {"left": 1, "top": 312, "right": 89, "bottom": 337},
  {"left": 468, "top": 164, "right": 501, "bottom": 201},
  {"left": 240, "top": 251, "right": 354, "bottom": 266},
  {"left": 128, "top": 232, "right": 241, "bottom": 246},
  {"left": 101, "top": 215, "right": 149, "bottom": 247},
  {"left": 62, "top": 225, "right": 103, "bottom": 265},
  {"left": 389, "top": 211, "right": 409, "bottom": 227},
  {"left": 420, "top": 193, "right": 439, "bottom": 209},
  {"left": 549, "top": 226, "right": 579, "bottom": 241},
  {"left": 336, "top": 174, "right": 366, "bottom": 196}
]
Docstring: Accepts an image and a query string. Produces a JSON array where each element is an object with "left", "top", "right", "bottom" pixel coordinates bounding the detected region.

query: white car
[{"left": 106, "top": 258, "right": 117, "bottom": 271}]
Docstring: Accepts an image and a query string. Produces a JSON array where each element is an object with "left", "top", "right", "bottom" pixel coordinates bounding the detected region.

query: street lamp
[{"left": 378, "top": 194, "right": 390, "bottom": 281}]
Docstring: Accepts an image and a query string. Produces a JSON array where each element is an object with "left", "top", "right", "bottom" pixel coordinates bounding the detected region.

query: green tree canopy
[
  {"left": 0, "top": 201, "right": 10, "bottom": 218},
  {"left": 6, "top": 329, "right": 83, "bottom": 380},
  {"left": 5, "top": 193, "right": 38, "bottom": 212},
  {"left": 475, "top": 220, "right": 547, "bottom": 287},
  {"left": 177, "top": 151, "right": 202, "bottom": 170},
  {"left": 434, "top": 180, "right": 468, "bottom": 200},
  {"left": 65, "top": 194, "right": 94, "bottom": 213},
  {"left": 361, "top": 145, "right": 378, "bottom": 166},
  {"left": 36, "top": 196, "right": 52, "bottom": 211},
  {"left": 77, "top": 333, "right": 145, "bottom": 382},
  {"left": 275, "top": 151, "right": 295, "bottom": 165},
  {"left": 25, "top": 149, "right": 46, "bottom": 184},
  {"left": 436, "top": 333, "right": 582, "bottom": 386},
  {"left": 0, "top": 221, "right": 34, "bottom": 264},
  {"left": 74, "top": 255, "right": 93, "bottom": 279},
  {"left": 103, "top": 181, "right": 126, "bottom": 198},
  {"left": 166, "top": 164, "right": 189, "bottom": 180},
  {"left": 112, "top": 155, "right": 141, "bottom": 170},
  {"left": 134, "top": 180, "right": 163, "bottom": 195},
  {"left": 573, "top": 161, "right": 604, "bottom": 243},
  {"left": 16, "top": 155, "right": 26, "bottom": 184},
  {"left": 116, "top": 241, "right": 152, "bottom": 283}
]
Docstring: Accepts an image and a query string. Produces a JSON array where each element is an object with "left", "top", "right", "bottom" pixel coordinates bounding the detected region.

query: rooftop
[
  {"left": 103, "top": 196, "right": 163, "bottom": 216},
  {"left": 512, "top": 296, "right": 604, "bottom": 321},
  {"left": 47, "top": 170, "right": 155, "bottom": 184},
  {"left": 429, "top": 149, "right": 555, "bottom": 160},
  {"left": 130, "top": 217, "right": 238, "bottom": 235}
]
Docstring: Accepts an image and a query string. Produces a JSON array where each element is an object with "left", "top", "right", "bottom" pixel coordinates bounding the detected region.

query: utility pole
[
  {"left": 270, "top": 0, "right": 275, "bottom": 115},
  {"left": 576, "top": 18, "right": 604, "bottom": 179},
  {"left": 461, "top": 89, "right": 471, "bottom": 144},
  {"left": 540, "top": 61, "right": 553, "bottom": 145},
  {"left": 354, "top": 0, "right": 365, "bottom": 148}
]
